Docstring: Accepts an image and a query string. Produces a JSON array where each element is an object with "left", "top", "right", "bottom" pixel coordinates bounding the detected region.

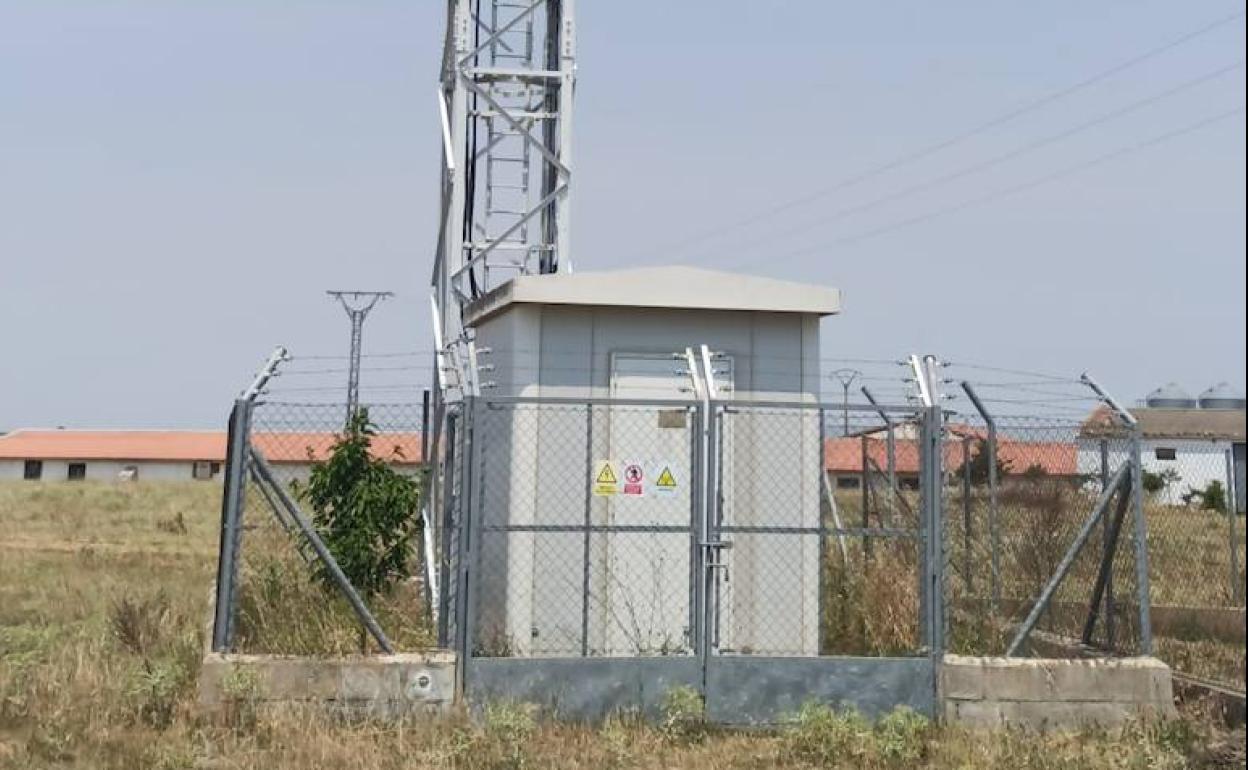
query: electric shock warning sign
[{"left": 592, "top": 461, "right": 620, "bottom": 496}]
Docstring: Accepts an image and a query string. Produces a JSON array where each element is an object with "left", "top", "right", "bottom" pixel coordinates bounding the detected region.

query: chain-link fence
[
  {"left": 816, "top": 407, "right": 927, "bottom": 657},
  {"left": 937, "top": 395, "right": 1245, "bottom": 690},
  {"left": 1075, "top": 418, "right": 1245, "bottom": 689},
  {"left": 213, "top": 392, "right": 434, "bottom": 656},
  {"left": 209, "top": 347, "right": 1242, "bottom": 717},
  {"left": 940, "top": 416, "right": 1146, "bottom": 660}
]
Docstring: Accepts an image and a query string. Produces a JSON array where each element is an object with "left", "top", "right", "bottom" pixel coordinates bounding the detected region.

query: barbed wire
[
  {"left": 277, "top": 364, "right": 429, "bottom": 376},
  {"left": 286, "top": 350, "right": 432, "bottom": 362},
  {"left": 944, "top": 360, "right": 1080, "bottom": 383}
]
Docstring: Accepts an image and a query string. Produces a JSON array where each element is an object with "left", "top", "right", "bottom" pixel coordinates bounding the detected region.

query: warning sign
[
  {"left": 622, "top": 462, "right": 645, "bottom": 497},
  {"left": 592, "top": 461, "right": 620, "bottom": 496},
  {"left": 653, "top": 465, "right": 678, "bottom": 497}
]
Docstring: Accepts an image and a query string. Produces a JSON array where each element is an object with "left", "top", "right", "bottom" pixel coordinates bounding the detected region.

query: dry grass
[
  {"left": 234, "top": 523, "right": 435, "bottom": 656},
  {"left": 1, "top": 481, "right": 1245, "bottom": 769},
  {"left": 901, "top": 481, "right": 1246, "bottom": 685}
]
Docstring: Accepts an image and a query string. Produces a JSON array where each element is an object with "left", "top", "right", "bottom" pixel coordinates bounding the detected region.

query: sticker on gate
[
  {"left": 653, "top": 464, "right": 678, "bottom": 497},
  {"left": 592, "top": 460, "right": 620, "bottom": 496},
  {"left": 622, "top": 462, "right": 646, "bottom": 497}
]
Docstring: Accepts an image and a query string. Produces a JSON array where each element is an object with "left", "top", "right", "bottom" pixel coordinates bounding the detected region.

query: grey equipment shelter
[{"left": 464, "top": 266, "right": 841, "bottom": 658}]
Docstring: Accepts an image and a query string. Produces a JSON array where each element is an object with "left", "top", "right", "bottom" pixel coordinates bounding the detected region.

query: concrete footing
[
  {"left": 941, "top": 654, "right": 1177, "bottom": 729},
  {"left": 198, "top": 651, "right": 457, "bottom": 718}
]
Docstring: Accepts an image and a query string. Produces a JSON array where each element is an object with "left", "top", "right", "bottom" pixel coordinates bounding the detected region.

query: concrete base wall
[
  {"left": 941, "top": 655, "right": 1177, "bottom": 729},
  {"left": 198, "top": 652, "right": 457, "bottom": 718}
]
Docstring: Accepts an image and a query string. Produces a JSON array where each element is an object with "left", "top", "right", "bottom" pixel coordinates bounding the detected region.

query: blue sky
[{"left": 1, "top": 1, "right": 1244, "bottom": 428}]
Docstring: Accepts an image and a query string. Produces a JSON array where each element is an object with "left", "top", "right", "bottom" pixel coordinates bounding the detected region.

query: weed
[
  {"left": 781, "top": 702, "right": 873, "bottom": 766},
  {"left": 875, "top": 706, "right": 930, "bottom": 765},
  {"left": 222, "top": 665, "right": 262, "bottom": 731},
  {"left": 110, "top": 591, "right": 173, "bottom": 656},
  {"left": 482, "top": 700, "right": 537, "bottom": 768},
  {"left": 599, "top": 713, "right": 637, "bottom": 768},
  {"left": 156, "top": 510, "right": 189, "bottom": 535},
  {"left": 27, "top": 710, "right": 76, "bottom": 763},
  {"left": 126, "top": 659, "right": 187, "bottom": 729},
  {"left": 659, "top": 685, "right": 706, "bottom": 744}
]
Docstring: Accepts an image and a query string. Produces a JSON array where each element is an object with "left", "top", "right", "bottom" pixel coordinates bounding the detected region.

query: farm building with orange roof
[{"left": 0, "top": 429, "right": 423, "bottom": 483}]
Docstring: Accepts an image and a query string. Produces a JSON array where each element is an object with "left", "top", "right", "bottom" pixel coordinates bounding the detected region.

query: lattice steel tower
[
  {"left": 430, "top": 0, "right": 576, "bottom": 400},
  {"left": 326, "top": 290, "right": 393, "bottom": 419}
]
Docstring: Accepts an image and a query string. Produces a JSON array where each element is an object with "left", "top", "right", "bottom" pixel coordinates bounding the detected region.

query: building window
[
  {"left": 67, "top": 463, "right": 86, "bottom": 481},
  {"left": 835, "top": 476, "right": 861, "bottom": 490},
  {"left": 210, "top": 462, "right": 222, "bottom": 475},
  {"left": 192, "top": 461, "right": 214, "bottom": 480},
  {"left": 1155, "top": 447, "right": 1177, "bottom": 461},
  {"left": 23, "top": 460, "right": 43, "bottom": 480}
]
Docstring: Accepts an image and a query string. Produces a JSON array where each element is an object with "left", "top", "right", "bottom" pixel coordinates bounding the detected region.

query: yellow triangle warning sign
[
  {"left": 596, "top": 464, "right": 618, "bottom": 485},
  {"left": 593, "top": 461, "right": 620, "bottom": 496},
  {"left": 656, "top": 467, "right": 677, "bottom": 488}
]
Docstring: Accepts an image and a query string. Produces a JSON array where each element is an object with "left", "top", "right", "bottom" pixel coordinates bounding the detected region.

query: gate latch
[{"left": 701, "top": 540, "right": 733, "bottom": 572}]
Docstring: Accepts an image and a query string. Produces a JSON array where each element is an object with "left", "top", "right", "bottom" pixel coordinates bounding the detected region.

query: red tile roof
[
  {"left": 823, "top": 436, "right": 1077, "bottom": 476},
  {"left": 0, "top": 430, "right": 423, "bottom": 465},
  {"left": 0, "top": 430, "right": 226, "bottom": 462}
]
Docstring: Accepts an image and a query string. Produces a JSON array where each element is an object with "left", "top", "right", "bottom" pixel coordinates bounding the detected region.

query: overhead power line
[
  {"left": 714, "top": 60, "right": 1242, "bottom": 266},
  {"left": 816, "top": 104, "right": 1245, "bottom": 251},
  {"left": 653, "top": 9, "right": 1245, "bottom": 260},
  {"left": 287, "top": 351, "right": 431, "bottom": 363}
]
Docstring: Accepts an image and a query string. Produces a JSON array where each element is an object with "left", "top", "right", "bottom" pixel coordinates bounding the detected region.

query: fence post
[
  {"left": 961, "top": 436, "right": 973, "bottom": 595},
  {"left": 421, "top": 388, "right": 431, "bottom": 463},
  {"left": 1100, "top": 439, "right": 1116, "bottom": 649},
  {"left": 860, "top": 385, "right": 897, "bottom": 525},
  {"left": 436, "top": 412, "right": 458, "bottom": 648},
  {"left": 959, "top": 382, "right": 999, "bottom": 612},
  {"left": 912, "top": 355, "right": 945, "bottom": 659},
  {"left": 1226, "top": 448, "right": 1243, "bottom": 605},
  {"left": 210, "top": 346, "right": 287, "bottom": 653},
  {"left": 1082, "top": 474, "right": 1131, "bottom": 647},
  {"left": 817, "top": 405, "right": 827, "bottom": 653},
  {"left": 580, "top": 403, "right": 593, "bottom": 656},
  {"left": 861, "top": 434, "right": 872, "bottom": 561},
  {"left": 1081, "top": 373, "right": 1152, "bottom": 655},
  {"left": 923, "top": 404, "right": 946, "bottom": 657},
  {"left": 211, "top": 399, "right": 251, "bottom": 652},
  {"left": 1128, "top": 428, "right": 1153, "bottom": 654},
  {"left": 455, "top": 397, "right": 480, "bottom": 693}
]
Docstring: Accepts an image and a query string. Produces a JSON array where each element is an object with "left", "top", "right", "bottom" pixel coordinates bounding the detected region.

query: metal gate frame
[
  {"left": 699, "top": 400, "right": 941, "bottom": 724},
  {"left": 456, "top": 395, "right": 944, "bottom": 724}
]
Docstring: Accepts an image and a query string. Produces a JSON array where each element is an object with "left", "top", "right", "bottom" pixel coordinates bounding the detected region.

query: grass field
[{"left": 1, "top": 481, "right": 1244, "bottom": 769}]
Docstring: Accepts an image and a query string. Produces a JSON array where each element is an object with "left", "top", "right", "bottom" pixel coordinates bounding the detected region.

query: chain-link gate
[{"left": 450, "top": 396, "right": 943, "bottom": 723}]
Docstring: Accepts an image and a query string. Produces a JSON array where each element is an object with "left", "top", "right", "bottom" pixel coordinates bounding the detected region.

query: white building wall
[
  {"left": 0, "top": 459, "right": 209, "bottom": 482},
  {"left": 1076, "top": 438, "right": 1236, "bottom": 506}
]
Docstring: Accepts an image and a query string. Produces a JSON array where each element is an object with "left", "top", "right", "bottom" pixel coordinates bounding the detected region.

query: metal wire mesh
[
  {"left": 940, "top": 415, "right": 1147, "bottom": 657},
  {"left": 224, "top": 399, "right": 432, "bottom": 654},
  {"left": 468, "top": 401, "right": 697, "bottom": 658},
  {"left": 460, "top": 399, "right": 934, "bottom": 660},
  {"left": 249, "top": 401, "right": 426, "bottom": 492}
]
